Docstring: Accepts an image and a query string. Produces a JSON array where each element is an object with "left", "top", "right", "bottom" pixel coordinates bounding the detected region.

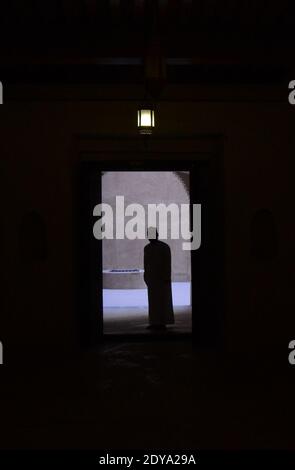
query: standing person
[{"left": 144, "top": 227, "right": 175, "bottom": 329}]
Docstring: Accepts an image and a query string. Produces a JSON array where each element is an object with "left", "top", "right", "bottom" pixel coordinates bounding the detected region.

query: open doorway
[
  {"left": 101, "top": 171, "right": 192, "bottom": 335},
  {"left": 78, "top": 145, "right": 224, "bottom": 347}
]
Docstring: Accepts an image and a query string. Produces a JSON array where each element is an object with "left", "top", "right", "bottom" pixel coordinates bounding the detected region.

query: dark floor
[{"left": 0, "top": 341, "right": 295, "bottom": 450}]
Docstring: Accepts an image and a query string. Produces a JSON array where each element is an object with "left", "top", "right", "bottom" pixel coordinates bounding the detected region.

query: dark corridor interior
[{"left": 1, "top": 0, "right": 295, "bottom": 463}]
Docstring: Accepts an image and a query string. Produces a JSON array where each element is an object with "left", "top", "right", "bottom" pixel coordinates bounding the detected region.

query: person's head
[{"left": 147, "top": 227, "right": 158, "bottom": 242}]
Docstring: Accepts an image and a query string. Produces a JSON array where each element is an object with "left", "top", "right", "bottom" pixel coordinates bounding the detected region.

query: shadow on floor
[{"left": 103, "top": 306, "right": 192, "bottom": 335}]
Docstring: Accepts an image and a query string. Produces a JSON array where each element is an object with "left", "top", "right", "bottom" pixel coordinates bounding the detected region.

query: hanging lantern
[{"left": 137, "top": 108, "right": 155, "bottom": 135}]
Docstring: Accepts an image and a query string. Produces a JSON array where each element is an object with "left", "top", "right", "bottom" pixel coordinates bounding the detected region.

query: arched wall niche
[
  {"left": 250, "top": 208, "right": 278, "bottom": 262},
  {"left": 18, "top": 211, "right": 48, "bottom": 263}
]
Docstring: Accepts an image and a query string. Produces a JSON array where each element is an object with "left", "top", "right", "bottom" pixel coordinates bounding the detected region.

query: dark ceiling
[
  {"left": 0, "top": 0, "right": 294, "bottom": 87},
  {"left": 1, "top": 0, "right": 295, "bottom": 38}
]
